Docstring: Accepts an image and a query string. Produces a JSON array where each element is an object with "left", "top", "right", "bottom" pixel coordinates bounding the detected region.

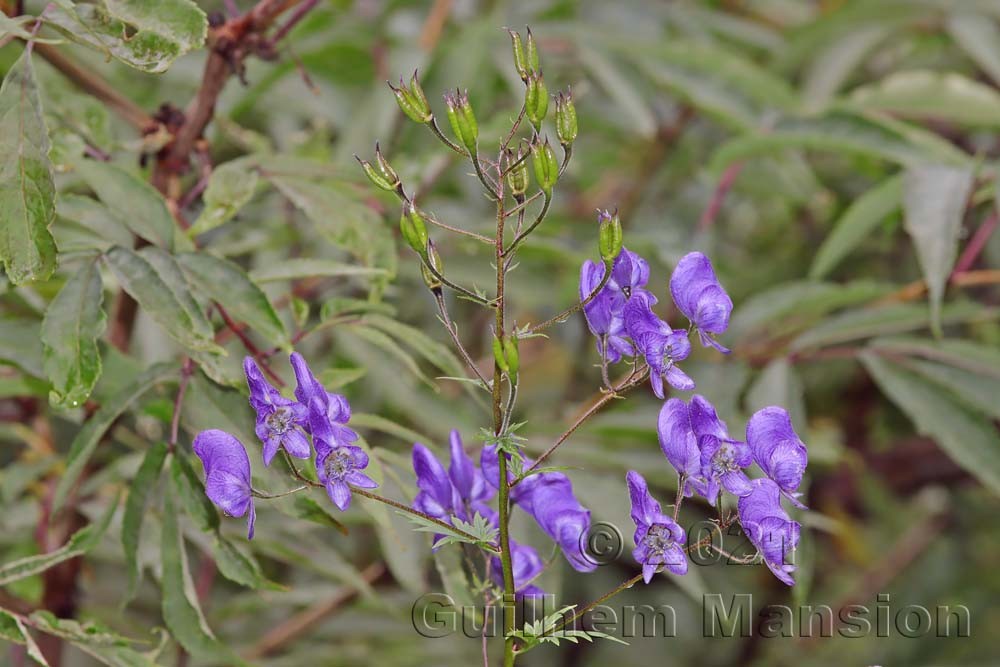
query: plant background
[{"left": 1, "top": 0, "right": 1000, "bottom": 665}]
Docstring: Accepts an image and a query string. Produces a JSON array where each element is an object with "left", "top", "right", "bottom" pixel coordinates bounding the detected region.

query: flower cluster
[
  {"left": 411, "top": 434, "right": 596, "bottom": 598},
  {"left": 193, "top": 353, "right": 377, "bottom": 538},
  {"left": 581, "top": 242, "right": 808, "bottom": 586},
  {"left": 581, "top": 235, "right": 732, "bottom": 397}
]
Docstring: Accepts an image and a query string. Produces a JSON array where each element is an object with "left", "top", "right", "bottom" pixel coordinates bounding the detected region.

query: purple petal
[
  {"left": 412, "top": 443, "right": 453, "bottom": 510},
  {"left": 747, "top": 407, "right": 808, "bottom": 494},
  {"left": 261, "top": 437, "right": 280, "bottom": 467},
  {"left": 626, "top": 471, "right": 661, "bottom": 527},
  {"left": 664, "top": 365, "right": 695, "bottom": 392},
  {"left": 642, "top": 561, "right": 658, "bottom": 584},
  {"left": 282, "top": 429, "right": 312, "bottom": 460},
  {"left": 246, "top": 503, "right": 256, "bottom": 540},
  {"left": 345, "top": 470, "right": 378, "bottom": 489},
  {"left": 448, "top": 431, "right": 475, "bottom": 499},
  {"left": 193, "top": 430, "right": 251, "bottom": 484},
  {"left": 669, "top": 252, "right": 732, "bottom": 337},
  {"left": 327, "top": 480, "right": 352, "bottom": 511},
  {"left": 657, "top": 399, "right": 700, "bottom": 478},
  {"left": 204, "top": 469, "right": 252, "bottom": 518},
  {"left": 720, "top": 470, "right": 754, "bottom": 497}
]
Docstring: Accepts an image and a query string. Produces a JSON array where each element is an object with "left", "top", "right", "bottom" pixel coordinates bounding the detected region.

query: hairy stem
[
  {"left": 502, "top": 190, "right": 551, "bottom": 257},
  {"left": 527, "top": 260, "right": 612, "bottom": 334}
]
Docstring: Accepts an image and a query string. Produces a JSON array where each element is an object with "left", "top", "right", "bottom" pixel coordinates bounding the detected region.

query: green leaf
[
  {"left": 188, "top": 159, "right": 259, "bottom": 236},
  {"left": 211, "top": 534, "right": 270, "bottom": 590},
  {"left": 0, "top": 318, "right": 45, "bottom": 379},
  {"left": 180, "top": 372, "right": 256, "bottom": 446},
  {"left": 346, "top": 324, "right": 435, "bottom": 389},
  {"left": 48, "top": 0, "right": 207, "bottom": 74},
  {"left": 272, "top": 493, "right": 349, "bottom": 534},
  {"left": 122, "top": 442, "right": 168, "bottom": 601},
  {"left": 801, "top": 24, "right": 891, "bottom": 109},
  {"left": 53, "top": 362, "right": 174, "bottom": 511},
  {"left": 104, "top": 246, "right": 222, "bottom": 354},
  {"left": 160, "top": 489, "right": 246, "bottom": 664},
  {"left": 902, "top": 164, "right": 975, "bottom": 335},
  {"left": 901, "top": 357, "right": 1000, "bottom": 421},
  {"left": 810, "top": 175, "right": 902, "bottom": 279},
  {"left": 866, "top": 336, "right": 1000, "bottom": 380},
  {"left": 176, "top": 252, "right": 288, "bottom": 348},
  {"left": 745, "top": 357, "right": 806, "bottom": 432},
  {"left": 349, "top": 412, "right": 430, "bottom": 446},
  {"left": 41, "top": 257, "right": 107, "bottom": 408},
  {"left": 74, "top": 161, "right": 175, "bottom": 249},
  {"left": 861, "top": 352, "right": 1000, "bottom": 495},
  {"left": 318, "top": 366, "right": 367, "bottom": 390},
  {"left": 790, "top": 302, "right": 997, "bottom": 351},
  {"left": 850, "top": 70, "right": 1000, "bottom": 128},
  {"left": 0, "top": 14, "right": 61, "bottom": 42},
  {"left": 0, "top": 493, "right": 116, "bottom": 585},
  {"left": 363, "top": 314, "right": 465, "bottom": 380},
  {"left": 169, "top": 453, "right": 219, "bottom": 533},
  {"left": 946, "top": 13, "right": 1000, "bottom": 88},
  {"left": 708, "top": 109, "right": 970, "bottom": 175},
  {"left": 0, "top": 51, "right": 57, "bottom": 285},
  {"left": 24, "top": 611, "right": 160, "bottom": 667},
  {"left": 249, "top": 257, "right": 388, "bottom": 283},
  {"left": 55, "top": 194, "right": 133, "bottom": 252}
]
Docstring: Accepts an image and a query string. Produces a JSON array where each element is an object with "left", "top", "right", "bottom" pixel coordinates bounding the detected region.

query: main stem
[{"left": 493, "top": 180, "right": 518, "bottom": 667}]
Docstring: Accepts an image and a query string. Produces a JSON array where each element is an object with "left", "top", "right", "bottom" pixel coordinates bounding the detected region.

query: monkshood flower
[
  {"left": 315, "top": 440, "right": 377, "bottom": 511},
  {"left": 690, "top": 396, "right": 753, "bottom": 505},
  {"left": 243, "top": 357, "right": 311, "bottom": 466},
  {"left": 290, "top": 352, "right": 358, "bottom": 450},
  {"left": 669, "top": 251, "right": 733, "bottom": 353},
  {"left": 657, "top": 398, "right": 706, "bottom": 498},
  {"left": 747, "top": 407, "right": 808, "bottom": 509},
  {"left": 412, "top": 432, "right": 497, "bottom": 524},
  {"left": 193, "top": 429, "right": 256, "bottom": 539},
  {"left": 738, "top": 478, "right": 801, "bottom": 586},
  {"left": 579, "top": 260, "right": 633, "bottom": 364},
  {"left": 626, "top": 471, "right": 687, "bottom": 583},
  {"left": 490, "top": 539, "right": 546, "bottom": 599},
  {"left": 623, "top": 291, "right": 694, "bottom": 398},
  {"left": 605, "top": 246, "right": 654, "bottom": 310},
  {"left": 480, "top": 445, "right": 595, "bottom": 572}
]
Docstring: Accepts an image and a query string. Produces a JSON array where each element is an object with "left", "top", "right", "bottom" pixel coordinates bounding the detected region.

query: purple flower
[
  {"left": 623, "top": 292, "right": 694, "bottom": 398},
  {"left": 412, "top": 442, "right": 461, "bottom": 522},
  {"left": 689, "top": 396, "right": 752, "bottom": 505},
  {"left": 669, "top": 251, "right": 733, "bottom": 353},
  {"left": 491, "top": 540, "right": 546, "bottom": 598},
  {"left": 193, "top": 429, "right": 256, "bottom": 539},
  {"left": 290, "top": 352, "right": 358, "bottom": 450},
  {"left": 480, "top": 445, "right": 595, "bottom": 572},
  {"left": 579, "top": 260, "right": 633, "bottom": 364},
  {"left": 657, "top": 399, "right": 705, "bottom": 497},
  {"left": 315, "top": 442, "right": 378, "bottom": 511},
  {"left": 606, "top": 247, "right": 654, "bottom": 309},
  {"left": 746, "top": 407, "right": 808, "bottom": 509},
  {"left": 738, "top": 478, "right": 800, "bottom": 586},
  {"left": 447, "top": 431, "right": 495, "bottom": 516},
  {"left": 626, "top": 471, "right": 687, "bottom": 583},
  {"left": 243, "top": 357, "right": 311, "bottom": 466}
]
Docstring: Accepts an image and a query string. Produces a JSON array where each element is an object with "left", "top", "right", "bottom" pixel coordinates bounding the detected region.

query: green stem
[
  {"left": 251, "top": 485, "right": 309, "bottom": 499},
  {"left": 419, "top": 254, "right": 493, "bottom": 306},
  {"left": 428, "top": 117, "right": 469, "bottom": 157},
  {"left": 502, "top": 191, "right": 551, "bottom": 257},
  {"left": 527, "top": 259, "right": 612, "bottom": 334}
]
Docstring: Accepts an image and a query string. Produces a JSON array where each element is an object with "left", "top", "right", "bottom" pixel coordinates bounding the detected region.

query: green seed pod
[
  {"left": 356, "top": 155, "right": 395, "bottom": 192},
  {"left": 492, "top": 334, "right": 509, "bottom": 373},
  {"left": 525, "top": 27, "right": 539, "bottom": 73},
  {"left": 505, "top": 147, "right": 529, "bottom": 197},
  {"left": 502, "top": 335, "right": 519, "bottom": 378},
  {"left": 525, "top": 72, "right": 549, "bottom": 129},
  {"left": 444, "top": 90, "right": 478, "bottom": 155},
  {"left": 421, "top": 240, "right": 443, "bottom": 292},
  {"left": 408, "top": 70, "right": 432, "bottom": 121},
  {"left": 400, "top": 202, "right": 429, "bottom": 256},
  {"left": 598, "top": 209, "right": 623, "bottom": 264},
  {"left": 531, "top": 138, "right": 557, "bottom": 195},
  {"left": 555, "top": 90, "right": 578, "bottom": 146},
  {"left": 508, "top": 28, "right": 531, "bottom": 81},
  {"left": 389, "top": 77, "right": 428, "bottom": 123}
]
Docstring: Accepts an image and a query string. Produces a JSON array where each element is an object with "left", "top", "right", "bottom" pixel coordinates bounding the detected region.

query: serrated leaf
[
  {"left": 810, "top": 175, "right": 902, "bottom": 279},
  {"left": 74, "top": 160, "right": 175, "bottom": 249},
  {"left": 188, "top": 159, "right": 259, "bottom": 236},
  {"left": 902, "top": 164, "right": 974, "bottom": 336},
  {"left": 22, "top": 611, "right": 159, "bottom": 667},
  {"left": 0, "top": 492, "right": 116, "bottom": 585},
  {"left": 122, "top": 442, "right": 168, "bottom": 601},
  {"left": 249, "top": 257, "right": 388, "bottom": 283},
  {"left": 861, "top": 352, "right": 1000, "bottom": 495},
  {"left": 851, "top": 70, "right": 1000, "bottom": 128},
  {"left": 53, "top": 363, "right": 174, "bottom": 511},
  {"left": 0, "top": 51, "right": 57, "bottom": 285},
  {"left": 160, "top": 489, "right": 246, "bottom": 664},
  {"left": 48, "top": 0, "right": 207, "bottom": 74},
  {"left": 169, "top": 453, "right": 219, "bottom": 533},
  {"left": 176, "top": 252, "right": 288, "bottom": 348},
  {"left": 709, "top": 110, "right": 970, "bottom": 175},
  {"left": 41, "top": 257, "right": 106, "bottom": 408},
  {"left": 104, "top": 246, "right": 222, "bottom": 354}
]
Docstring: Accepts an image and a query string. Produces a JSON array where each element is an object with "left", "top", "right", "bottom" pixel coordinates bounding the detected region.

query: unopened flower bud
[
  {"left": 388, "top": 72, "right": 432, "bottom": 123},
  {"left": 421, "top": 240, "right": 443, "bottom": 293},
  {"left": 508, "top": 28, "right": 531, "bottom": 81},
  {"left": 525, "top": 72, "right": 549, "bottom": 129},
  {"left": 445, "top": 89, "right": 479, "bottom": 155},
  {"left": 598, "top": 209, "right": 623, "bottom": 264},
  {"left": 355, "top": 143, "right": 400, "bottom": 193},
  {"left": 531, "top": 137, "right": 559, "bottom": 195},
  {"left": 555, "top": 90, "right": 578, "bottom": 146},
  {"left": 505, "top": 147, "right": 529, "bottom": 197},
  {"left": 400, "top": 202, "right": 429, "bottom": 256}
]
